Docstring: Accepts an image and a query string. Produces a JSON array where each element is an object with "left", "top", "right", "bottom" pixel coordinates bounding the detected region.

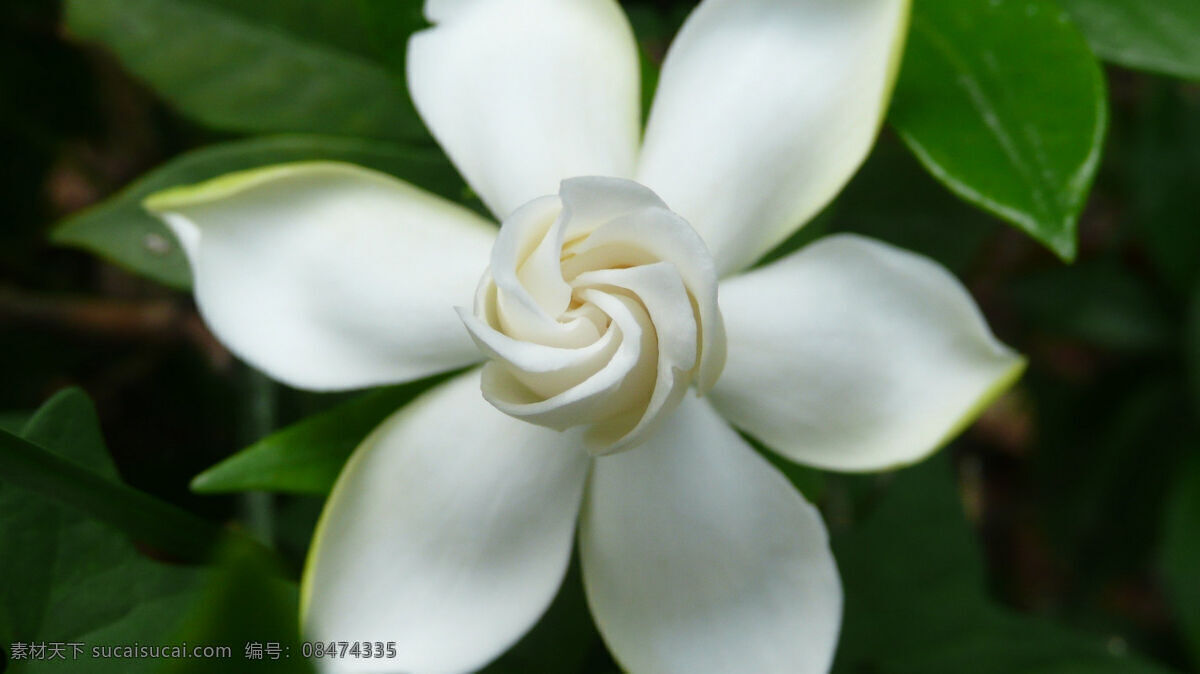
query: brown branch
[{"left": 0, "top": 286, "right": 231, "bottom": 368}]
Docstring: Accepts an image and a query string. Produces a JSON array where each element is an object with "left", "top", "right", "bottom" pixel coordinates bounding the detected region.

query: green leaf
[
  {"left": 0, "top": 390, "right": 252, "bottom": 562},
  {"left": 192, "top": 0, "right": 387, "bottom": 60},
  {"left": 1030, "top": 374, "right": 1191, "bottom": 587},
  {"left": 192, "top": 373, "right": 456, "bottom": 495},
  {"left": 1058, "top": 0, "right": 1200, "bottom": 81},
  {"left": 833, "top": 457, "right": 1170, "bottom": 673},
  {"left": 1, "top": 389, "right": 204, "bottom": 673},
  {"left": 354, "top": 0, "right": 429, "bottom": 74},
  {"left": 1163, "top": 453, "right": 1200, "bottom": 667},
  {"left": 160, "top": 543, "right": 313, "bottom": 674},
  {"left": 1189, "top": 285, "right": 1200, "bottom": 415},
  {"left": 52, "top": 135, "right": 467, "bottom": 289},
  {"left": 64, "top": 0, "right": 427, "bottom": 141},
  {"left": 0, "top": 411, "right": 32, "bottom": 434},
  {"left": 1126, "top": 81, "right": 1200, "bottom": 294},
  {"left": 891, "top": 0, "right": 1108, "bottom": 261}
]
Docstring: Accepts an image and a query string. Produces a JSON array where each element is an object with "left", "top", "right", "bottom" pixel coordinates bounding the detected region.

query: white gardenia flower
[
  {"left": 145, "top": 0, "right": 1025, "bottom": 672},
  {"left": 458, "top": 176, "right": 727, "bottom": 454}
]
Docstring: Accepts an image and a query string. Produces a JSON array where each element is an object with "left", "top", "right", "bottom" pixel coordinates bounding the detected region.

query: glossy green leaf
[
  {"left": 891, "top": 0, "right": 1107, "bottom": 261},
  {"left": 0, "top": 390, "right": 253, "bottom": 562},
  {"left": 64, "top": 0, "right": 426, "bottom": 141},
  {"left": 192, "top": 373, "right": 457, "bottom": 495},
  {"left": 161, "top": 543, "right": 313, "bottom": 674},
  {"left": 1163, "top": 453, "right": 1200, "bottom": 666},
  {"left": 1058, "top": 0, "right": 1200, "bottom": 81},
  {"left": 52, "top": 135, "right": 467, "bottom": 289},
  {"left": 833, "top": 457, "right": 1170, "bottom": 673},
  {"left": 1, "top": 389, "right": 204, "bottom": 673}
]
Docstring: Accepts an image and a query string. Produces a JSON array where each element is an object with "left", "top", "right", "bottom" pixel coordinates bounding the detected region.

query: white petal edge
[
  {"left": 579, "top": 394, "right": 842, "bottom": 674},
  {"left": 301, "top": 369, "right": 590, "bottom": 674},
  {"left": 145, "top": 162, "right": 496, "bottom": 391},
  {"left": 408, "top": 0, "right": 641, "bottom": 219},
  {"left": 710, "top": 234, "right": 1026, "bottom": 473},
  {"left": 637, "top": 0, "right": 911, "bottom": 276}
]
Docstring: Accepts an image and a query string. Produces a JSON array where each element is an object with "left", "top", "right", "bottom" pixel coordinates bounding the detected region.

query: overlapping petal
[
  {"left": 146, "top": 163, "right": 495, "bottom": 391},
  {"left": 579, "top": 395, "right": 842, "bottom": 674},
  {"left": 710, "top": 234, "right": 1026, "bottom": 472},
  {"left": 302, "top": 370, "right": 590, "bottom": 674},
  {"left": 459, "top": 177, "right": 724, "bottom": 452},
  {"left": 408, "top": 0, "right": 642, "bottom": 219},
  {"left": 637, "top": 0, "right": 911, "bottom": 275}
]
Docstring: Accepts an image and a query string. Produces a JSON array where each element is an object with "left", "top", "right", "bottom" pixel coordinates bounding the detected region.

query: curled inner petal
[{"left": 460, "top": 176, "right": 726, "bottom": 454}]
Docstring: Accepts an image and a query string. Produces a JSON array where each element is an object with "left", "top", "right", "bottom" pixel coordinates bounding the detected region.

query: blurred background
[{"left": 1, "top": 1, "right": 1198, "bottom": 672}]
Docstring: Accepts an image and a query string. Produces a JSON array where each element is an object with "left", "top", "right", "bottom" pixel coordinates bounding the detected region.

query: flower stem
[{"left": 238, "top": 366, "right": 277, "bottom": 544}]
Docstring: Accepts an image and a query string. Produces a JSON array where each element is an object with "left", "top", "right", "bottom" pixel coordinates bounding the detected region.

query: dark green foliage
[
  {"left": 4, "top": 1, "right": 1200, "bottom": 672},
  {"left": 833, "top": 457, "right": 1172, "bottom": 673}
]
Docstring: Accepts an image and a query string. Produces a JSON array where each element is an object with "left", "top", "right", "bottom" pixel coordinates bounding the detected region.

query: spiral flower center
[{"left": 458, "top": 177, "right": 726, "bottom": 454}]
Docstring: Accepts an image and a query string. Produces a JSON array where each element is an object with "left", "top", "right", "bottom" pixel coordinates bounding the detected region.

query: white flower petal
[
  {"left": 488, "top": 195, "right": 602, "bottom": 347},
  {"left": 710, "top": 234, "right": 1026, "bottom": 473},
  {"left": 408, "top": 0, "right": 641, "bottom": 219},
  {"left": 471, "top": 290, "right": 651, "bottom": 433},
  {"left": 462, "top": 176, "right": 725, "bottom": 454},
  {"left": 561, "top": 192, "right": 726, "bottom": 393},
  {"left": 579, "top": 395, "right": 842, "bottom": 674},
  {"left": 574, "top": 263, "right": 698, "bottom": 376},
  {"left": 145, "top": 163, "right": 495, "bottom": 391},
  {"left": 572, "top": 264, "right": 697, "bottom": 448},
  {"left": 302, "top": 370, "right": 590, "bottom": 674},
  {"left": 637, "top": 0, "right": 911, "bottom": 275}
]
